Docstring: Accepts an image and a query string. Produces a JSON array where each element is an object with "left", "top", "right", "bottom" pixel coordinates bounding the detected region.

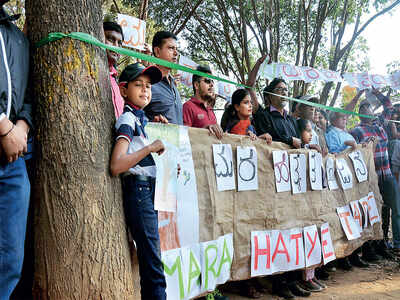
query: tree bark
[{"left": 26, "top": 1, "right": 135, "bottom": 299}]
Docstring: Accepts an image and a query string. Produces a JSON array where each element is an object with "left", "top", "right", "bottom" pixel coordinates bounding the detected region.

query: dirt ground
[{"left": 222, "top": 259, "right": 400, "bottom": 300}]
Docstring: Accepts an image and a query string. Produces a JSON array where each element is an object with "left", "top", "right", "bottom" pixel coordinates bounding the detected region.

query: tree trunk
[{"left": 25, "top": 1, "right": 135, "bottom": 299}]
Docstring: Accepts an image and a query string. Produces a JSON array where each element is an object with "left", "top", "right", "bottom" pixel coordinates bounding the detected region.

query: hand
[
  {"left": 258, "top": 133, "right": 272, "bottom": 144},
  {"left": 173, "top": 73, "right": 182, "bottom": 84},
  {"left": 321, "top": 147, "right": 328, "bottom": 157},
  {"left": 371, "top": 87, "right": 380, "bottom": 96},
  {"left": 248, "top": 131, "right": 258, "bottom": 141},
  {"left": 309, "top": 144, "right": 322, "bottom": 153},
  {"left": 292, "top": 137, "right": 302, "bottom": 149},
  {"left": 207, "top": 124, "right": 223, "bottom": 139},
  {"left": 357, "top": 89, "right": 366, "bottom": 96},
  {"left": 153, "top": 115, "right": 169, "bottom": 124},
  {"left": 365, "top": 136, "right": 377, "bottom": 144},
  {"left": 0, "top": 120, "right": 28, "bottom": 163},
  {"left": 149, "top": 139, "right": 165, "bottom": 155}
]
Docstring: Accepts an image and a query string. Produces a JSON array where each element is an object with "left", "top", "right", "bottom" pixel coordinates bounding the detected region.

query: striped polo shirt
[{"left": 116, "top": 102, "right": 156, "bottom": 177}]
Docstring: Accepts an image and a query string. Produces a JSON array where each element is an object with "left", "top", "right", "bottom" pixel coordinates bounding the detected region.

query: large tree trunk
[{"left": 25, "top": 1, "right": 135, "bottom": 299}]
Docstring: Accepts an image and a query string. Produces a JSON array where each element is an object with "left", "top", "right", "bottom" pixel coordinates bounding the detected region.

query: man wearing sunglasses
[{"left": 183, "top": 65, "right": 223, "bottom": 139}]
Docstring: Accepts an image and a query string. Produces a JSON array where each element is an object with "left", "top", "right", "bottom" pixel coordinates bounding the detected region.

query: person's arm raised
[{"left": 246, "top": 55, "right": 269, "bottom": 114}]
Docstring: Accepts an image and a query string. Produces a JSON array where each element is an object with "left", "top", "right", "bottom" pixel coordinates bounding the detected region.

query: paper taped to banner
[{"left": 117, "top": 14, "right": 146, "bottom": 50}]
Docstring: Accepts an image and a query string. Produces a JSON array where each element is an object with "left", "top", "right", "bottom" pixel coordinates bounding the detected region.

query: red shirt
[
  {"left": 230, "top": 120, "right": 252, "bottom": 135},
  {"left": 110, "top": 65, "right": 124, "bottom": 118},
  {"left": 183, "top": 97, "right": 217, "bottom": 128}
]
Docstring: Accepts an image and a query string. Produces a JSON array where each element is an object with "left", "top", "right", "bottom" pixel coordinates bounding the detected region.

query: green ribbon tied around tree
[
  {"left": 36, "top": 32, "right": 247, "bottom": 88},
  {"left": 37, "top": 31, "right": 399, "bottom": 122}
]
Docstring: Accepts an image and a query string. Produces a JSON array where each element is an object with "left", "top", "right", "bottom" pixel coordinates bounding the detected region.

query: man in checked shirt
[{"left": 351, "top": 87, "right": 400, "bottom": 260}]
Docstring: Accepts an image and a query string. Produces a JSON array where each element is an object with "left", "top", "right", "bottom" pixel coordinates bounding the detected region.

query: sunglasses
[
  {"left": 201, "top": 78, "right": 214, "bottom": 85},
  {"left": 274, "top": 87, "right": 288, "bottom": 93}
]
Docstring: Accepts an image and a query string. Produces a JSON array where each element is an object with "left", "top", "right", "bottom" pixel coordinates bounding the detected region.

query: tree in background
[{"left": 25, "top": 0, "right": 135, "bottom": 299}]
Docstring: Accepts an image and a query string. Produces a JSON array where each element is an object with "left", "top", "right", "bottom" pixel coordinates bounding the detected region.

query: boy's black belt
[{"left": 122, "top": 173, "right": 155, "bottom": 182}]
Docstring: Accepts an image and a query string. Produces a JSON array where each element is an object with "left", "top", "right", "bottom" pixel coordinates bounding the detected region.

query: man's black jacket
[{"left": 0, "top": 6, "right": 32, "bottom": 129}]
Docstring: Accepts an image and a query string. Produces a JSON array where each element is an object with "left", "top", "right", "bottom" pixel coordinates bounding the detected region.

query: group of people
[
  {"left": 104, "top": 20, "right": 400, "bottom": 300},
  {"left": 1, "top": 2, "right": 399, "bottom": 298}
]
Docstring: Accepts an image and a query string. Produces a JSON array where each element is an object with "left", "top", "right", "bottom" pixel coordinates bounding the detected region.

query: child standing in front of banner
[{"left": 110, "top": 63, "right": 167, "bottom": 300}]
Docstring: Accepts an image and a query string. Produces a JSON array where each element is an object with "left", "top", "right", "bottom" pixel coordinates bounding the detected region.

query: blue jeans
[
  {"left": 0, "top": 158, "right": 30, "bottom": 299},
  {"left": 122, "top": 175, "right": 166, "bottom": 300},
  {"left": 379, "top": 175, "right": 400, "bottom": 248}
]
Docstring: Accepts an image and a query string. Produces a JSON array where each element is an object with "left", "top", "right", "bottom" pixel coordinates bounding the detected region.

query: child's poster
[
  {"left": 349, "top": 150, "right": 368, "bottom": 182},
  {"left": 213, "top": 144, "right": 236, "bottom": 191},
  {"left": 309, "top": 151, "right": 322, "bottom": 190},
  {"left": 336, "top": 158, "right": 353, "bottom": 190},
  {"left": 153, "top": 143, "right": 179, "bottom": 212},
  {"left": 176, "top": 126, "right": 200, "bottom": 247},
  {"left": 237, "top": 146, "right": 258, "bottom": 191},
  {"left": 117, "top": 13, "right": 146, "bottom": 50},
  {"left": 326, "top": 157, "right": 339, "bottom": 190},
  {"left": 272, "top": 151, "right": 291, "bottom": 192},
  {"left": 289, "top": 153, "right": 307, "bottom": 194}
]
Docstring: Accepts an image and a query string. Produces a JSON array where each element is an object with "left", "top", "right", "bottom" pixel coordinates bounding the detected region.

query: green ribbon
[
  {"left": 36, "top": 32, "right": 399, "bottom": 123},
  {"left": 36, "top": 32, "right": 248, "bottom": 88}
]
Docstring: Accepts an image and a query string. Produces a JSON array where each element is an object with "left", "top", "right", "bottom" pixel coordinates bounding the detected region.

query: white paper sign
[
  {"left": 177, "top": 126, "right": 200, "bottom": 246},
  {"left": 216, "top": 234, "right": 234, "bottom": 284},
  {"left": 359, "top": 197, "right": 370, "bottom": 228},
  {"left": 201, "top": 234, "right": 233, "bottom": 291},
  {"left": 251, "top": 231, "right": 273, "bottom": 277},
  {"left": 181, "top": 244, "right": 202, "bottom": 299},
  {"left": 162, "top": 248, "right": 185, "bottom": 300},
  {"left": 290, "top": 153, "right": 307, "bottom": 194},
  {"left": 349, "top": 151, "right": 368, "bottom": 182},
  {"left": 237, "top": 146, "right": 258, "bottom": 191},
  {"left": 320, "top": 223, "right": 336, "bottom": 265},
  {"left": 326, "top": 157, "right": 339, "bottom": 190},
  {"left": 178, "top": 55, "right": 198, "bottom": 88},
  {"left": 309, "top": 152, "right": 322, "bottom": 190},
  {"left": 344, "top": 71, "right": 400, "bottom": 90},
  {"left": 212, "top": 144, "right": 235, "bottom": 191},
  {"left": 287, "top": 228, "right": 305, "bottom": 271},
  {"left": 117, "top": 14, "right": 146, "bottom": 50},
  {"left": 350, "top": 200, "right": 363, "bottom": 233},
  {"left": 153, "top": 141, "right": 179, "bottom": 212},
  {"left": 337, "top": 205, "right": 361, "bottom": 240},
  {"left": 259, "top": 62, "right": 342, "bottom": 84},
  {"left": 367, "top": 192, "right": 381, "bottom": 225},
  {"left": 272, "top": 151, "right": 291, "bottom": 192},
  {"left": 271, "top": 230, "right": 291, "bottom": 273},
  {"left": 303, "top": 225, "right": 322, "bottom": 267},
  {"left": 336, "top": 158, "right": 353, "bottom": 190}
]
